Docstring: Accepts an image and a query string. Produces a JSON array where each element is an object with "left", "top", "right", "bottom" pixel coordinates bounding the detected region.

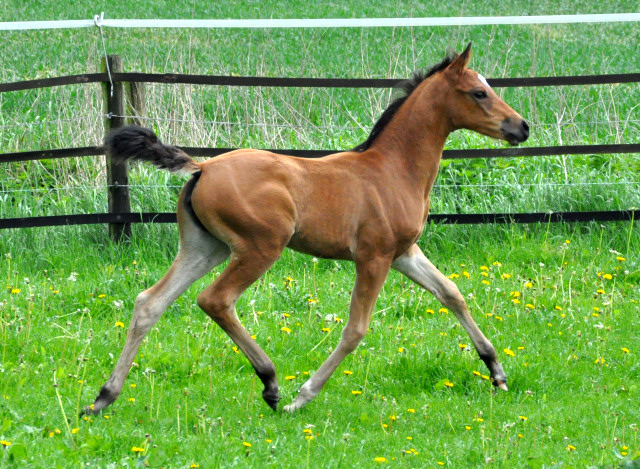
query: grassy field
[{"left": 1, "top": 1, "right": 640, "bottom": 467}]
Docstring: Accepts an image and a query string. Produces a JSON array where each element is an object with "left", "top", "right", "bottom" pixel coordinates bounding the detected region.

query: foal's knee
[
  {"left": 340, "top": 323, "right": 368, "bottom": 352},
  {"left": 130, "top": 291, "right": 158, "bottom": 330},
  {"left": 197, "top": 291, "right": 232, "bottom": 323},
  {"left": 438, "top": 280, "right": 467, "bottom": 312}
]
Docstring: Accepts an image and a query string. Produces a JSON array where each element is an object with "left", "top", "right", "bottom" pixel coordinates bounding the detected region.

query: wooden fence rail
[{"left": 1, "top": 55, "right": 639, "bottom": 240}]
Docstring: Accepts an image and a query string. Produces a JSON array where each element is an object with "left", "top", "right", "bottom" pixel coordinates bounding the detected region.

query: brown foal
[{"left": 85, "top": 43, "right": 529, "bottom": 415}]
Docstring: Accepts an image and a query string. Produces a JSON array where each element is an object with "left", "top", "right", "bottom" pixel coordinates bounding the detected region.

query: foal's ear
[{"left": 446, "top": 42, "right": 472, "bottom": 78}]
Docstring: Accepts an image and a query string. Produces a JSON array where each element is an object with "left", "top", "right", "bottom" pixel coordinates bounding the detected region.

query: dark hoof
[
  {"left": 80, "top": 405, "right": 97, "bottom": 417},
  {"left": 262, "top": 388, "right": 280, "bottom": 411},
  {"left": 491, "top": 378, "right": 508, "bottom": 391}
]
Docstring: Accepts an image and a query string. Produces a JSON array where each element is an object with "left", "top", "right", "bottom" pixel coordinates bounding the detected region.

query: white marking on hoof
[{"left": 497, "top": 382, "right": 508, "bottom": 391}]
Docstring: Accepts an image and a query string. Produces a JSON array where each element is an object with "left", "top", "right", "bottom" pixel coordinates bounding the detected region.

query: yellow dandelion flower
[
  {"left": 458, "top": 343, "right": 468, "bottom": 350},
  {"left": 321, "top": 327, "right": 330, "bottom": 333},
  {"left": 501, "top": 273, "right": 512, "bottom": 279},
  {"left": 462, "top": 271, "right": 470, "bottom": 279},
  {"left": 305, "top": 435, "right": 314, "bottom": 441},
  {"left": 303, "top": 429, "right": 313, "bottom": 434},
  {"left": 524, "top": 282, "right": 533, "bottom": 288},
  {"left": 352, "top": 390, "right": 362, "bottom": 395},
  {"left": 115, "top": 321, "right": 125, "bottom": 328},
  {"left": 243, "top": 442, "right": 252, "bottom": 448},
  {"left": 554, "top": 305, "right": 563, "bottom": 311},
  {"left": 481, "top": 280, "right": 490, "bottom": 285},
  {"left": 512, "top": 298, "right": 521, "bottom": 305},
  {"left": 596, "top": 289, "right": 606, "bottom": 294},
  {"left": 504, "top": 348, "right": 515, "bottom": 357},
  {"left": 0, "top": 440, "right": 11, "bottom": 447},
  {"left": 448, "top": 273, "right": 459, "bottom": 279},
  {"left": 438, "top": 462, "right": 445, "bottom": 466},
  {"left": 622, "top": 348, "right": 630, "bottom": 354},
  {"left": 131, "top": 446, "right": 145, "bottom": 453},
  {"left": 481, "top": 375, "right": 490, "bottom": 380},
  {"left": 525, "top": 304, "right": 535, "bottom": 309},
  {"left": 519, "top": 416, "right": 528, "bottom": 421},
  {"left": 439, "top": 308, "right": 449, "bottom": 314},
  {"left": 128, "top": 398, "right": 135, "bottom": 402},
  {"left": 266, "top": 439, "right": 272, "bottom": 443},
  {"left": 407, "top": 408, "right": 415, "bottom": 413},
  {"left": 232, "top": 346, "right": 239, "bottom": 354},
  {"left": 480, "top": 265, "right": 489, "bottom": 271},
  {"left": 465, "top": 425, "right": 472, "bottom": 430},
  {"left": 602, "top": 274, "right": 613, "bottom": 280},
  {"left": 344, "top": 370, "right": 353, "bottom": 375},
  {"left": 566, "top": 444, "right": 576, "bottom": 451},
  {"left": 190, "top": 464, "right": 200, "bottom": 469},
  {"left": 510, "top": 291, "right": 521, "bottom": 298},
  {"left": 426, "top": 309, "right": 435, "bottom": 314},
  {"left": 285, "top": 375, "right": 295, "bottom": 381},
  {"left": 398, "top": 347, "right": 404, "bottom": 353},
  {"left": 10, "top": 288, "right": 20, "bottom": 294},
  {"left": 481, "top": 271, "right": 489, "bottom": 277},
  {"left": 280, "top": 327, "right": 291, "bottom": 333},
  {"left": 472, "top": 371, "right": 481, "bottom": 377},
  {"left": 444, "top": 380, "right": 454, "bottom": 388},
  {"left": 374, "top": 457, "right": 387, "bottom": 463},
  {"left": 616, "top": 256, "right": 626, "bottom": 261}
]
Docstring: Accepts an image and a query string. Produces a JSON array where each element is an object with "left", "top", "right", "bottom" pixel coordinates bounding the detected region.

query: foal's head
[{"left": 440, "top": 43, "right": 529, "bottom": 145}]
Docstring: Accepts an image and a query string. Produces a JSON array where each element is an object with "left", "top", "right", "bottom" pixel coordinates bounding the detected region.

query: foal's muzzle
[{"left": 501, "top": 118, "right": 529, "bottom": 146}]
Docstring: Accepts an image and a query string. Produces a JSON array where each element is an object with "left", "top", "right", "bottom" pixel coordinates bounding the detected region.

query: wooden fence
[{"left": 1, "top": 55, "right": 639, "bottom": 241}]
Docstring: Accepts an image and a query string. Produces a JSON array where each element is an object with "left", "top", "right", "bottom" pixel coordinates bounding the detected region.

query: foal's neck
[{"left": 370, "top": 77, "right": 453, "bottom": 184}]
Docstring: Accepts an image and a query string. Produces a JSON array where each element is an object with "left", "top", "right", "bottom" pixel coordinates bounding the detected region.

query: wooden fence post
[
  {"left": 127, "top": 81, "right": 146, "bottom": 126},
  {"left": 102, "top": 55, "right": 132, "bottom": 242}
]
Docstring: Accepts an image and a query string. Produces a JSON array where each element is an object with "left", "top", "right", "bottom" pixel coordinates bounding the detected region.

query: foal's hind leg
[
  {"left": 196, "top": 247, "right": 286, "bottom": 411},
  {"left": 84, "top": 228, "right": 230, "bottom": 414},
  {"left": 392, "top": 244, "right": 507, "bottom": 390}
]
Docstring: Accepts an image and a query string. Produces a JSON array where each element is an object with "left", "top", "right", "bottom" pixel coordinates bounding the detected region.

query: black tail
[{"left": 104, "top": 125, "right": 200, "bottom": 174}]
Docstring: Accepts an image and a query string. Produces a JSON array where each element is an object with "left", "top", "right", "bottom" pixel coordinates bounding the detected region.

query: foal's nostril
[{"left": 518, "top": 120, "right": 530, "bottom": 142}]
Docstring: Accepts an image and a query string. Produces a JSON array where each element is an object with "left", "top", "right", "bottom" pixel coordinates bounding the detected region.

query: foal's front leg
[
  {"left": 284, "top": 256, "right": 392, "bottom": 412},
  {"left": 392, "top": 244, "right": 507, "bottom": 390}
]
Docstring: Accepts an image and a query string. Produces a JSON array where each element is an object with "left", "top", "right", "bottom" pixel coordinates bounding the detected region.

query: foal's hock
[{"left": 85, "top": 43, "right": 529, "bottom": 415}]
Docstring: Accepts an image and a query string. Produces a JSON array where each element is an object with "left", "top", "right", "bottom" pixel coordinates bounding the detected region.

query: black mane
[{"left": 353, "top": 51, "right": 458, "bottom": 152}]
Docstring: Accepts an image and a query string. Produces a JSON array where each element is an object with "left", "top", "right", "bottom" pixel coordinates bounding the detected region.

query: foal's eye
[{"left": 473, "top": 90, "right": 488, "bottom": 100}]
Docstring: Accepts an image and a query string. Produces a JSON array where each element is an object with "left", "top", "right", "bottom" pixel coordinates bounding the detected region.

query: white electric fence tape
[{"left": 1, "top": 13, "right": 640, "bottom": 31}]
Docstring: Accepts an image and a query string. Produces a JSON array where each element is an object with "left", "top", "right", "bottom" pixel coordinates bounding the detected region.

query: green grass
[
  {"left": 1, "top": 0, "right": 640, "bottom": 467},
  {"left": 1, "top": 222, "right": 639, "bottom": 467}
]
